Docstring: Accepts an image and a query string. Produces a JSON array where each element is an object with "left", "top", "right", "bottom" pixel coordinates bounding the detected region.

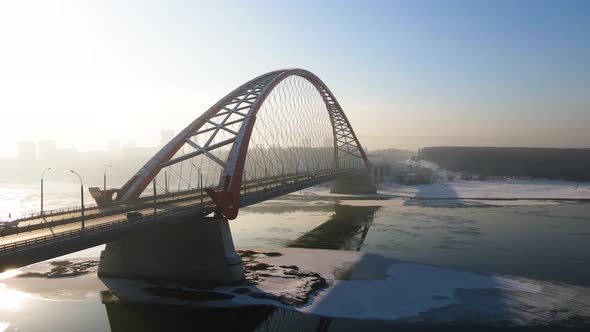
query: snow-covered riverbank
[
  {"left": 378, "top": 178, "right": 590, "bottom": 200},
  {"left": 298, "top": 171, "right": 590, "bottom": 207}
]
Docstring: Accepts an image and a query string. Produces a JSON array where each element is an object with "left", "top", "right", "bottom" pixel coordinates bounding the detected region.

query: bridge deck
[{"left": 0, "top": 168, "right": 366, "bottom": 272}]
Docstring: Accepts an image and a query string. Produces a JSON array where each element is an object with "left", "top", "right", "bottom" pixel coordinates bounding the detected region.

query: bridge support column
[
  {"left": 330, "top": 170, "right": 377, "bottom": 194},
  {"left": 98, "top": 216, "right": 244, "bottom": 284}
]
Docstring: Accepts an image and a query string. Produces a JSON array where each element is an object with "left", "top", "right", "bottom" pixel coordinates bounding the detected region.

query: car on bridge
[
  {"left": 0, "top": 220, "right": 19, "bottom": 234},
  {"left": 126, "top": 211, "right": 144, "bottom": 221}
]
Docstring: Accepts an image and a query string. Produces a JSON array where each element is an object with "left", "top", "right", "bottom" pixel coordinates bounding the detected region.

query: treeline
[
  {"left": 367, "top": 148, "right": 413, "bottom": 162},
  {"left": 419, "top": 147, "right": 590, "bottom": 181}
]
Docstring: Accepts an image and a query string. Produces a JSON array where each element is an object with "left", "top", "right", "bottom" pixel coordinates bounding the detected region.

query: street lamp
[
  {"left": 41, "top": 167, "right": 52, "bottom": 217},
  {"left": 196, "top": 167, "right": 203, "bottom": 207},
  {"left": 153, "top": 179, "right": 157, "bottom": 219},
  {"left": 103, "top": 165, "right": 113, "bottom": 204},
  {"left": 194, "top": 167, "right": 209, "bottom": 208},
  {"left": 164, "top": 168, "right": 169, "bottom": 194},
  {"left": 70, "top": 170, "right": 85, "bottom": 234}
]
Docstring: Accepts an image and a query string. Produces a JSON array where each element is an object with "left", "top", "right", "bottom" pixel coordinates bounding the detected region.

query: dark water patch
[
  {"left": 279, "top": 265, "right": 298, "bottom": 270},
  {"left": 414, "top": 287, "right": 590, "bottom": 329},
  {"left": 441, "top": 237, "right": 474, "bottom": 247},
  {"left": 248, "top": 263, "right": 273, "bottom": 271},
  {"left": 448, "top": 229, "right": 483, "bottom": 236},
  {"left": 102, "top": 301, "right": 274, "bottom": 331},
  {"left": 101, "top": 299, "right": 590, "bottom": 331},
  {"left": 145, "top": 287, "right": 234, "bottom": 301},
  {"left": 237, "top": 249, "right": 258, "bottom": 257},
  {"left": 389, "top": 228, "right": 421, "bottom": 237},
  {"left": 433, "top": 244, "right": 453, "bottom": 250},
  {"left": 445, "top": 218, "right": 477, "bottom": 225},
  {"left": 230, "top": 287, "right": 250, "bottom": 294}
]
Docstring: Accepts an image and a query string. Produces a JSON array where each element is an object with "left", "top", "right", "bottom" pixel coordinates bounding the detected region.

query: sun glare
[
  {"left": 0, "top": 283, "right": 25, "bottom": 312},
  {"left": 0, "top": 269, "right": 21, "bottom": 280}
]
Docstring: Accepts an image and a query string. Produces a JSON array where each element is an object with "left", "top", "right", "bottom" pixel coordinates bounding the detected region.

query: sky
[{"left": 0, "top": 0, "right": 588, "bottom": 157}]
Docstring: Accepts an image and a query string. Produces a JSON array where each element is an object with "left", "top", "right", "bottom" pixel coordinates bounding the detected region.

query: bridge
[{"left": 0, "top": 68, "right": 375, "bottom": 282}]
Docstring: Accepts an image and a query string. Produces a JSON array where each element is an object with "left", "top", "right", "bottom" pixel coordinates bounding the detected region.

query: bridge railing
[
  {"left": 0, "top": 167, "right": 367, "bottom": 259},
  {"left": 0, "top": 217, "right": 125, "bottom": 254},
  {"left": 8, "top": 183, "right": 201, "bottom": 223},
  {"left": 8, "top": 165, "right": 363, "bottom": 224},
  {"left": 3, "top": 167, "right": 364, "bottom": 235},
  {"left": 11, "top": 203, "right": 100, "bottom": 223},
  {"left": 0, "top": 193, "right": 220, "bottom": 257}
]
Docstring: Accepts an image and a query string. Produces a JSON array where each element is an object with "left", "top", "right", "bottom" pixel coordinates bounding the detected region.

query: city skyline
[{"left": 11, "top": 129, "right": 177, "bottom": 160}]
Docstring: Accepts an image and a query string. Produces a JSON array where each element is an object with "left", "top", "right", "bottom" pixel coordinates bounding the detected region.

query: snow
[
  {"left": 236, "top": 248, "right": 590, "bottom": 325},
  {"left": 384, "top": 159, "right": 590, "bottom": 199},
  {"left": 297, "top": 179, "right": 590, "bottom": 207},
  {"left": 378, "top": 179, "right": 590, "bottom": 200},
  {"left": 1, "top": 247, "right": 589, "bottom": 325},
  {"left": 251, "top": 248, "right": 548, "bottom": 320},
  {"left": 91, "top": 247, "right": 590, "bottom": 324},
  {"left": 296, "top": 160, "right": 590, "bottom": 207}
]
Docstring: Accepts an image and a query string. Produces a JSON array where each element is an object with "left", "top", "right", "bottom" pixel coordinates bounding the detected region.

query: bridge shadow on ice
[{"left": 286, "top": 204, "right": 379, "bottom": 251}]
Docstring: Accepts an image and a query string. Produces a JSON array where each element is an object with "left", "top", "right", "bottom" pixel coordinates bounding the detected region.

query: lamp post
[
  {"left": 70, "top": 170, "right": 85, "bottom": 234},
  {"left": 103, "top": 165, "right": 112, "bottom": 204},
  {"left": 153, "top": 179, "right": 157, "bottom": 219},
  {"left": 41, "top": 167, "right": 52, "bottom": 217},
  {"left": 164, "top": 169, "right": 169, "bottom": 194},
  {"left": 196, "top": 167, "right": 203, "bottom": 207},
  {"left": 194, "top": 167, "right": 209, "bottom": 208}
]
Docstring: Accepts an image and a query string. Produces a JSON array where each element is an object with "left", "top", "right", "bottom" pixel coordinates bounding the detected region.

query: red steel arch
[{"left": 116, "top": 69, "right": 370, "bottom": 219}]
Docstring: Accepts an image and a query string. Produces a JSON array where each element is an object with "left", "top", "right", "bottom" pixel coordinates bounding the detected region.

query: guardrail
[
  {"left": 9, "top": 168, "right": 359, "bottom": 223},
  {"left": 0, "top": 201, "right": 215, "bottom": 255},
  {"left": 12, "top": 203, "right": 100, "bottom": 222},
  {"left": 3, "top": 168, "right": 362, "bottom": 236},
  {"left": 10, "top": 186, "right": 204, "bottom": 223},
  {"left": 0, "top": 167, "right": 365, "bottom": 257},
  {"left": 0, "top": 215, "right": 128, "bottom": 254}
]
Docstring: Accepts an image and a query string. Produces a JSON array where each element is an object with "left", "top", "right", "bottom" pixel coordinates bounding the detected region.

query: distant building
[
  {"left": 397, "top": 172, "right": 432, "bottom": 185},
  {"left": 38, "top": 140, "right": 57, "bottom": 160},
  {"left": 17, "top": 141, "right": 36, "bottom": 162},
  {"left": 397, "top": 165, "right": 433, "bottom": 185}
]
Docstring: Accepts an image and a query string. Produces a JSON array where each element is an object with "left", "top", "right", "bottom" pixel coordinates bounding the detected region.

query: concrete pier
[
  {"left": 98, "top": 216, "right": 244, "bottom": 284},
  {"left": 330, "top": 170, "right": 377, "bottom": 194}
]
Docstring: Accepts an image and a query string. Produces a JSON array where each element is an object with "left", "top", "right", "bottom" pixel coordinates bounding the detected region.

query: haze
[{"left": 1, "top": 0, "right": 588, "bottom": 158}]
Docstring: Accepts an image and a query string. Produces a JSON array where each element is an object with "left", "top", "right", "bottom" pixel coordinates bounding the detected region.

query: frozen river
[{"left": 1, "top": 183, "right": 590, "bottom": 331}]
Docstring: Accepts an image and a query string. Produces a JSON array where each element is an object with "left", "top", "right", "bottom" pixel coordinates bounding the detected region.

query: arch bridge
[{"left": 0, "top": 69, "right": 375, "bottom": 281}]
